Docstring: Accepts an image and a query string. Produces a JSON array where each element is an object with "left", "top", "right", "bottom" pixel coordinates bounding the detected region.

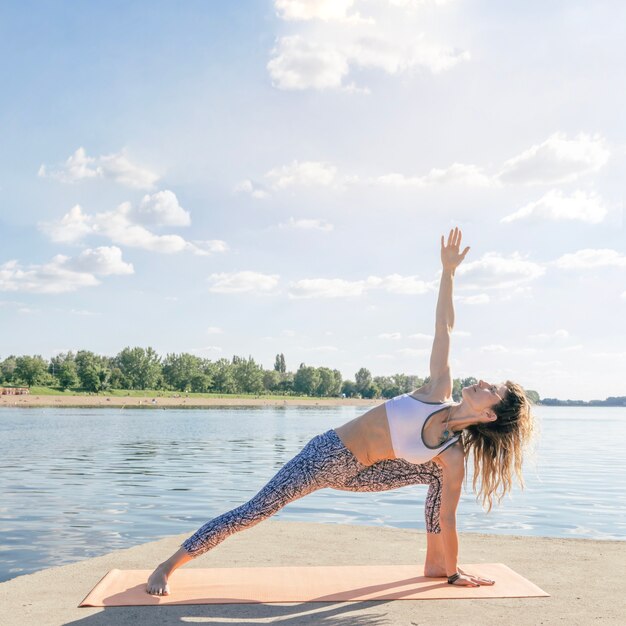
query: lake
[{"left": 0, "top": 405, "right": 624, "bottom": 583}]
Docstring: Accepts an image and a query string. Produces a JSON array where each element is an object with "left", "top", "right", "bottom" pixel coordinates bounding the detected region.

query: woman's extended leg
[{"left": 147, "top": 429, "right": 362, "bottom": 595}]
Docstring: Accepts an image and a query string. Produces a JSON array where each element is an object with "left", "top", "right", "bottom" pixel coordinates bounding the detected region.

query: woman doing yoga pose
[{"left": 147, "top": 227, "right": 534, "bottom": 595}]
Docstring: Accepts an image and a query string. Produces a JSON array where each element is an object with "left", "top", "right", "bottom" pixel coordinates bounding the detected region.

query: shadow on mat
[{"left": 66, "top": 601, "right": 394, "bottom": 626}]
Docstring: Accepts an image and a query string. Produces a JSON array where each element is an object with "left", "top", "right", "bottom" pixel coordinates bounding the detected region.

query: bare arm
[
  {"left": 438, "top": 446, "right": 464, "bottom": 577},
  {"left": 428, "top": 228, "right": 470, "bottom": 396},
  {"left": 437, "top": 443, "right": 495, "bottom": 587}
]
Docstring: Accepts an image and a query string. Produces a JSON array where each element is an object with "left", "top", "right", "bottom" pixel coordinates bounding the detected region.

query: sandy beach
[
  {"left": 0, "top": 521, "right": 623, "bottom": 626},
  {"left": 0, "top": 394, "right": 376, "bottom": 409}
]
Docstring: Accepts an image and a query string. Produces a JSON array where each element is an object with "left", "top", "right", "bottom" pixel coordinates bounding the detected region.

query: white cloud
[
  {"left": 208, "top": 271, "right": 281, "bottom": 294},
  {"left": 130, "top": 191, "right": 191, "bottom": 227},
  {"left": 278, "top": 217, "right": 334, "bottom": 231},
  {"left": 502, "top": 190, "right": 608, "bottom": 224},
  {"left": 288, "top": 273, "right": 434, "bottom": 298},
  {"left": 38, "top": 147, "right": 99, "bottom": 182},
  {"left": 234, "top": 179, "right": 270, "bottom": 199},
  {"left": 40, "top": 204, "right": 94, "bottom": 243},
  {"left": 348, "top": 34, "right": 469, "bottom": 75},
  {"left": 99, "top": 150, "right": 159, "bottom": 189},
  {"left": 407, "top": 332, "right": 433, "bottom": 341},
  {"left": 267, "top": 0, "right": 469, "bottom": 93},
  {"left": 188, "top": 240, "right": 230, "bottom": 256},
  {"left": 267, "top": 36, "right": 351, "bottom": 91},
  {"left": 93, "top": 202, "right": 193, "bottom": 253},
  {"left": 0, "top": 255, "right": 100, "bottom": 294},
  {"left": 266, "top": 160, "right": 338, "bottom": 188},
  {"left": 275, "top": 0, "right": 369, "bottom": 23},
  {"left": 67, "top": 246, "right": 134, "bottom": 276},
  {"left": 458, "top": 293, "right": 490, "bottom": 304},
  {"left": 375, "top": 163, "right": 496, "bottom": 188},
  {"left": 457, "top": 252, "right": 545, "bottom": 290},
  {"left": 0, "top": 246, "right": 134, "bottom": 294},
  {"left": 39, "top": 198, "right": 227, "bottom": 256},
  {"left": 190, "top": 346, "right": 223, "bottom": 356},
  {"left": 39, "top": 147, "right": 159, "bottom": 189},
  {"left": 480, "top": 344, "right": 508, "bottom": 353},
  {"left": 378, "top": 332, "right": 402, "bottom": 339},
  {"left": 554, "top": 249, "right": 626, "bottom": 270},
  {"left": 498, "top": 133, "right": 610, "bottom": 185},
  {"left": 289, "top": 277, "right": 369, "bottom": 298},
  {"left": 378, "top": 274, "right": 434, "bottom": 295},
  {"left": 622, "top": 291, "right": 626, "bottom": 300},
  {"left": 206, "top": 326, "right": 224, "bottom": 335}
]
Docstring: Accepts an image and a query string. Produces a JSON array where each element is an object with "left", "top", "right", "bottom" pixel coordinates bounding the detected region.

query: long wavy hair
[{"left": 462, "top": 381, "right": 535, "bottom": 511}]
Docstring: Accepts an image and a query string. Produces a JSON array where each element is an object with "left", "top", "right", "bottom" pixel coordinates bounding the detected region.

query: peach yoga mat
[{"left": 79, "top": 563, "right": 549, "bottom": 606}]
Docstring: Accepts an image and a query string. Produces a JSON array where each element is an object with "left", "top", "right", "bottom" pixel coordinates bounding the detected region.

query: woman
[{"left": 147, "top": 227, "right": 534, "bottom": 595}]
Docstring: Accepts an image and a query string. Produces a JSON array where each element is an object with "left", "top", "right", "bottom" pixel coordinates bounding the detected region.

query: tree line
[{"left": 0, "top": 348, "right": 540, "bottom": 402}]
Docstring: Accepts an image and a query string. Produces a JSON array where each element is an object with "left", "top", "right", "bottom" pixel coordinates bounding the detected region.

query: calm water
[{"left": 0, "top": 405, "right": 625, "bottom": 583}]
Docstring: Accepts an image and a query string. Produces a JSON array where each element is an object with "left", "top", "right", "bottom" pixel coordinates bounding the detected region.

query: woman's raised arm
[{"left": 428, "top": 228, "right": 470, "bottom": 396}]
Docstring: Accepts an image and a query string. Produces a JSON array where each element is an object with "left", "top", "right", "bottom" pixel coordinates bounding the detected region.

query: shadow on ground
[{"left": 67, "top": 600, "right": 394, "bottom": 626}]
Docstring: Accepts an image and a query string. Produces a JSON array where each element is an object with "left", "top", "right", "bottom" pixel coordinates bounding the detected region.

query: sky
[{"left": 0, "top": 0, "right": 624, "bottom": 401}]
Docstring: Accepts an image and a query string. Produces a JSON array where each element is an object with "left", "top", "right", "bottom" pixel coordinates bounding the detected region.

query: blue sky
[{"left": 1, "top": 0, "right": 624, "bottom": 400}]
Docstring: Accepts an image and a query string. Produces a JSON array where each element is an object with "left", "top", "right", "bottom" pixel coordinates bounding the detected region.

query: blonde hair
[{"left": 462, "top": 381, "right": 534, "bottom": 511}]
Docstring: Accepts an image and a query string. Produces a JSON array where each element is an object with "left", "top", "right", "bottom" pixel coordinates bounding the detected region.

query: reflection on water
[{"left": 0, "top": 405, "right": 625, "bottom": 583}]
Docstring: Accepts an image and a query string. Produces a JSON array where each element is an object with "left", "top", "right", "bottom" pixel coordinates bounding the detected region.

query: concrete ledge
[{"left": 0, "top": 521, "right": 623, "bottom": 625}]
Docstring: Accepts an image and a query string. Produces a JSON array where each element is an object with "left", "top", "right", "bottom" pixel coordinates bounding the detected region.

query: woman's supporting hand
[
  {"left": 452, "top": 569, "right": 495, "bottom": 587},
  {"left": 441, "top": 227, "right": 470, "bottom": 273}
]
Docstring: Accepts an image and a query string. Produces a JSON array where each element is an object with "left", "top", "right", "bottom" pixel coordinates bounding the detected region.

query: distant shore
[{"left": 0, "top": 393, "right": 377, "bottom": 409}]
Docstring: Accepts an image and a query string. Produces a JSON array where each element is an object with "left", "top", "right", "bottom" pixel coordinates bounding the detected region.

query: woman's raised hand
[{"left": 441, "top": 227, "right": 470, "bottom": 272}]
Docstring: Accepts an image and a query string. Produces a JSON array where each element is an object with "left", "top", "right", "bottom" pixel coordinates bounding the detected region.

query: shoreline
[
  {"left": 0, "top": 394, "right": 377, "bottom": 409},
  {"left": 0, "top": 521, "right": 623, "bottom": 625}
]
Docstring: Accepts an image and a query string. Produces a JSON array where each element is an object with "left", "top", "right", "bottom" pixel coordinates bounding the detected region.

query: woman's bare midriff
[{"left": 334, "top": 402, "right": 396, "bottom": 466}]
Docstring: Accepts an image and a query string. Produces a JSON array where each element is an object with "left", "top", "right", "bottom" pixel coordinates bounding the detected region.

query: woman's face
[{"left": 462, "top": 379, "right": 507, "bottom": 414}]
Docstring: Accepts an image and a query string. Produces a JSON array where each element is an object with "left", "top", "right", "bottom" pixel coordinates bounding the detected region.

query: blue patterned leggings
[{"left": 181, "top": 429, "right": 443, "bottom": 558}]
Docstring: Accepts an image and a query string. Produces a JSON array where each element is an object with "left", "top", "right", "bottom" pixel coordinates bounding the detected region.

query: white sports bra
[{"left": 385, "top": 394, "right": 460, "bottom": 464}]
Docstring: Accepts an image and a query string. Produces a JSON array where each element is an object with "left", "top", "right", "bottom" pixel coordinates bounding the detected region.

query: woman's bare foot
[
  {"left": 145, "top": 547, "right": 194, "bottom": 596},
  {"left": 146, "top": 564, "right": 170, "bottom": 596}
]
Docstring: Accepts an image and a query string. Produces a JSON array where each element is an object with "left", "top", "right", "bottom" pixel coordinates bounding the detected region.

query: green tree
[
  {"left": 114, "top": 346, "right": 162, "bottom": 390},
  {"left": 162, "top": 353, "right": 204, "bottom": 392},
  {"left": 374, "top": 376, "right": 400, "bottom": 398},
  {"left": 354, "top": 367, "right": 372, "bottom": 397},
  {"left": 525, "top": 389, "right": 540, "bottom": 404},
  {"left": 49, "top": 352, "right": 78, "bottom": 390},
  {"left": 273, "top": 353, "right": 286, "bottom": 374},
  {"left": 451, "top": 378, "right": 463, "bottom": 401},
  {"left": 15, "top": 355, "right": 48, "bottom": 386},
  {"left": 263, "top": 369, "right": 281, "bottom": 393},
  {"left": 211, "top": 358, "right": 237, "bottom": 393},
  {"left": 293, "top": 364, "right": 320, "bottom": 396},
  {"left": 232, "top": 355, "right": 264, "bottom": 394},
  {"left": 75, "top": 351, "right": 112, "bottom": 392},
  {"left": 316, "top": 367, "right": 337, "bottom": 397},
  {"left": 277, "top": 371, "right": 294, "bottom": 395},
  {"left": 0, "top": 356, "right": 17, "bottom": 384},
  {"left": 341, "top": 380, "right": 357, "bottom": 398}
]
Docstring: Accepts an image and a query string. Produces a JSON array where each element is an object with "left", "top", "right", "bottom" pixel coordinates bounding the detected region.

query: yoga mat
[{"left": 80, "top": 563, "right": 549, "bottom": 606}]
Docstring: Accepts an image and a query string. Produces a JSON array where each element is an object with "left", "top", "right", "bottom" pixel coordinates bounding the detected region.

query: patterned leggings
[{"left": 181, "top": 429, "right": 443, "bottom": 558}]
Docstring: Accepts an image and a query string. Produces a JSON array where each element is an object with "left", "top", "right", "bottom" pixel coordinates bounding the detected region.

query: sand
[
  {"left": 0, "top": 394, "right": 375, "bottom": 409},
  {"left": 0, "top": 521, "right": 623, "bottom": 626}
]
